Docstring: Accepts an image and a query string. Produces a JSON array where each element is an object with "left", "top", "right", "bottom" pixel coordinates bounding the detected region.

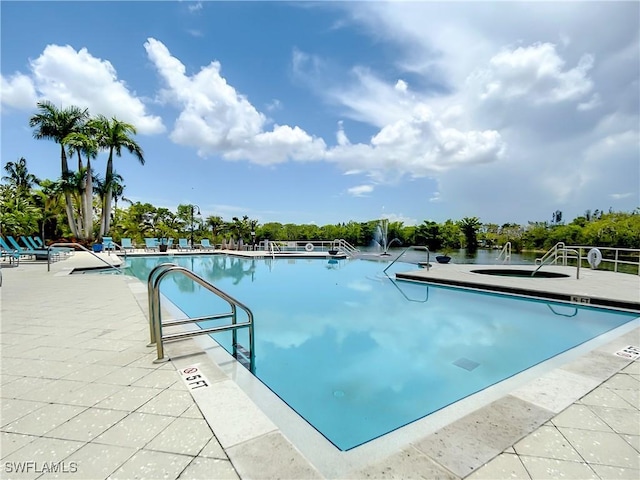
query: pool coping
[{"left": 396, "top": 263, "right": 640, "bottom": 312}]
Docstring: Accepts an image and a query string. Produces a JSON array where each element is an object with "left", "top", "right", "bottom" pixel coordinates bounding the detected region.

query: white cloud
[
  {"left": 1, "top": 44, "right": 164, "bottom": 134},
  {"left": 322, "top": 1, "right": 638, "bottom": 222},
  {"left": 473, "top": 43, "right": 594, "bottom": 105},
  {"left": 0, "top": 73, "right": 37, "bottom": 110},
  {"left": 609, "top": 192, "right": 635, "bottom": 200},
  {"left": 327, "top": 111, "right": 505, "bottom": 179},
  {"left": 145, "top": 38, "right": 326, "bottom": 165},
  {"left": 381, "top": 212, "right": 418, "bottom": 226},
  {"left": 347, "top": 184, "right": 374, "bottom": 197},
  {"left": 265, "top": 99, "right": 282, "bottom": 112},
  {"left": 187, "top": 1, "right": 202, "bottom": 13}
]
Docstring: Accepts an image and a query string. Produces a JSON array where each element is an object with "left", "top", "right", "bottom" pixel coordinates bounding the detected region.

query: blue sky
[{"left": 1, "top": 1, "right": 638, "bottom": 227}]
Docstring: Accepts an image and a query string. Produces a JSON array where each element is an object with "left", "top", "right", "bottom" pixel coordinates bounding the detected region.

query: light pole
[{"left": 190, "top": 204, "right": 201, "bottom": 247}]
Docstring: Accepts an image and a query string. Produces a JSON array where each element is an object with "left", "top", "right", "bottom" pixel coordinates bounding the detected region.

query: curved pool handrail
[
  {"left": 47, "top": 242, "right": 122, "bottom": 274},
  {"left": 148, "top": 264, "right": 255, "bottom": 372},
  {"left": 383, "top": 245, "right": 430, "bottom": 275},
  {"left": 147, "top": 263, "right": 179, "bottom": 344},
  {"left": 532, "top": 247, "right": 581, "bottom": 279}
]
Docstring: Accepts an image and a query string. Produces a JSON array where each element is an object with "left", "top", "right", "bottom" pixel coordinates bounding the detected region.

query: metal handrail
[
  {"left": 496, "top": 242, "right": 511, "bottom": 264},
  {"left": 547, "top": 304, "right": 578, "bottom": 317},
  {"left": 47, "top": 242, "right": 122, "bottom": 273},
  {"left": 269, "top": 241, "right": 277, "bottom": 259},
  {"left": 386, "top": 277, "right": 430, "bottom": 303},
  {"left": 106, "top": 241, "right": 128, "bottom": 263},
  {"left": 147, "top": 263, "right": 179, "bottom": 344},
  {"left": 532, "top": 247, "right": 581, "bottom": 279},
  {"left": 148, "top": 263, "right": 255, "bottom": 371},
  {"left": 383, "top": 245, "right": 430, "bottom": 274},
  {"left": 535, "top": 242, "right": 565, "bottom": 266},
  {"left": 334, "top": 238, "right": 360, "bottom": 257}
]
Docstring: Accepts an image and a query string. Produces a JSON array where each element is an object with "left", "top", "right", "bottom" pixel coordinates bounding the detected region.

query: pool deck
[{"left": 1, "top": 251, "right": 638, "bottom": 479}]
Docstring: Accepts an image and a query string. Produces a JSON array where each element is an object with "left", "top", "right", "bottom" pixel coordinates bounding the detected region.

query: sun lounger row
[
  {"left": 138, "top": 238, "right": 217, "bottom": 251},
  {"left": 0, "top": 235, "right": 66, "bottom": 262}
]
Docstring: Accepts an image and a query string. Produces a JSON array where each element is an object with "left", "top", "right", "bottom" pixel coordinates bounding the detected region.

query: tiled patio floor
[{"left": 1, "top": 252, "right": 638, "bottom": 479}]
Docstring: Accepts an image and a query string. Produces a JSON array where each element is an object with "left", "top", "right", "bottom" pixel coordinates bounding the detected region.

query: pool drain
[{"left": 453, "top": 357, "right": 480, "bottom": 371}]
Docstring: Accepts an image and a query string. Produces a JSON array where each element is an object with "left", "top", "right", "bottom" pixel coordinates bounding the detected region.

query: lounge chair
[
  {"left": 144, "top": 238, "right": 159, "bottom": 252},
  {"left": 102, "top": 236, "right": 115, "bottom": 252},
  {"left": 200, "top": 239, "right": 214, "bottom": 250},
  {"left": 31, "top": 236, "right": 45, "bottom": 248},
  {"left": 166, "top": 238, "right": 174, "bottom": 250},
  {"left": 121, "top": 238, "right": 135, "bottom": 252},
  {"left": 27, "top": 236, "right": 72, "bottom": 254},
  {"left": 1, "top": 245, "right": 20, "bottom": 265},
  {"left": 21, "top": 236, "right": 41, "bottom": 250},
  {"left": 177, "top": 238, "right": 192, "bottom": 251},
  {"left": 3, "top": 236, "right": 52, "bottom": 261}
]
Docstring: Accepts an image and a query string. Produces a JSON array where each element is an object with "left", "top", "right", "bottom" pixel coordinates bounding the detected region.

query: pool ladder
[{"left": 147, "top": 263, "right": 255, "bottom": 372}]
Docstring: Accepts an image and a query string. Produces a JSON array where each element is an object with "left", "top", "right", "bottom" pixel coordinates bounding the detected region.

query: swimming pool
[{"left": 126, "top": 255, "right": 638, "bottom": 450}]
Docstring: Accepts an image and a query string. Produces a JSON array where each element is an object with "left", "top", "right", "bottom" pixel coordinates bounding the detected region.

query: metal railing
[
  {"left": 496, "top": 242, "right": 511, "bottom": 264},
  {"left": 254, "top": 239, "right": 360, "bottom": 256},
  {"left": 47, "top": 242, "right": 122, "bottom": 273},
  {"left": 535, "top": 243, "right": 640, "bottom": 275},
  {"left": 106, "top": 241, "right": 128, "bottom": 263},
  {"left": 147, "top": 263, "right": 255, "bottom": 371},
  {"left": 383, "top": 245, "right": 430, "bottom": 274},
  {"left": 532, "top": 245, "right": 581, "bottom": 279},
  {"left": 334, "top": 239, "right": 360, "bottom": 257}
]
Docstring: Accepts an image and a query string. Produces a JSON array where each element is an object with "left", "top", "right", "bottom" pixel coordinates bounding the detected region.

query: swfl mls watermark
[{"left": 3, "top": 461, "right": 78, "bottom": 474}]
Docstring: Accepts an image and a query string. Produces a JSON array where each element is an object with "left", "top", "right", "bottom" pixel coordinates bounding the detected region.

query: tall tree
[
  {"left": 63, "top": 131, "right": 98, "bottom": 239},
  {"left": 92, "top": 115, "right": 144, "bottom": 237},
  {"left": 29, "top": 100, "right": 89, "bottom": 237},
  {"left": 2, "top": 157, "right": 40, "bottom": 196},
  {"left": 206, "top": 215, "right": 225, "bottom": 240},
  {"left": 458, "top": 216, "right": 482, "bottom": 251},
  {"left": 32, "top": 179, "right": 64, "bottom": 241}
]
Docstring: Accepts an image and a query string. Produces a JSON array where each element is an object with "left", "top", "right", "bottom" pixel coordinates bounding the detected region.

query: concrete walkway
[{"left": 1, "top": 253, "right": 638, "bottom": 479}]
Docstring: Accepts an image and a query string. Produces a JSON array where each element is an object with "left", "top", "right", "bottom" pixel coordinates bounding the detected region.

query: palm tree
[
  {"left": 2, "top": 157, "right": 40, "bottom": 196},
  {"left": 205, "top": 215, "right": 225, "bottom": 241},
  {"left": 63, "top": 131, "right": 98, "bottom": 239},
  {"left": 32, "top": 179, "right": 64, "bottom": 242},
  {"left": 92, "top": 115, "right": 144, "bottom": 237},
  {"left": 458, "top": 216, "right": 482, "bottom": 251},
  {"left": 29, "top": 101, "right": 89, "bottom": 237}
]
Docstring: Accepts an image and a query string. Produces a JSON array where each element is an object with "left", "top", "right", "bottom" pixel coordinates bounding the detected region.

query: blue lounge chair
[
  {"left": 31, "top": 236, "right": 45, "bottom": 248},
  {"left": 200, "top": 239, "right": 214, "bottom": 250},
  {"left": 103, "top": 236, "right": 115, "bottom": 252},
  {"left": 177, "top": 238, "right": 192, "bottom": 251},
  {"left": 3, "top": 236, "right": 51, "bottom": 260},
  {"left": 0, "top": 244, "right": 20, "bottom": 265},
  {"left": 121, "top": 238, "right": 135, "bottom": 252},
  {"left": 21, "top": 236, "right": 41, "bottom": 250},
  {"left": 144, "top": 238, "right": 159, "bottom": 252},
  {"left": 27, "top": 236, "right": 72, "bottom": 254}
]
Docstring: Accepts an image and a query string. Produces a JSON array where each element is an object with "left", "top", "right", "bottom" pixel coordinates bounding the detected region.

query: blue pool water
[{"left": 126, "top": 255, "right": 637, "bottom": 450}]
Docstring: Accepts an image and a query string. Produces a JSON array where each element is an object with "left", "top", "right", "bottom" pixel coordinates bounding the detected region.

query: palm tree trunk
[
  {"left": 99, "top": 152, "right": 114, "bottom": 238},
  {"left": 84, "top": 158, "right": 93, "bottom": 240},
  {"left": 61, "top": 147, "right": 80, "bottom": 238}
]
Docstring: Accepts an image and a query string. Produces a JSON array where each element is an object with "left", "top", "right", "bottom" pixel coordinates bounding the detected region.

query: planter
[
  {"left": 435, "top": 255, "right": 451, "bottom": 264},
  {"left": 92, "top": 243, "right": 103, "bottom": 253},
  {"left": 159, "top": 244, "right": 168, "bottom": 252},
  {"left": 328, "top": 249, "right": 339, "bottom": 255}
]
